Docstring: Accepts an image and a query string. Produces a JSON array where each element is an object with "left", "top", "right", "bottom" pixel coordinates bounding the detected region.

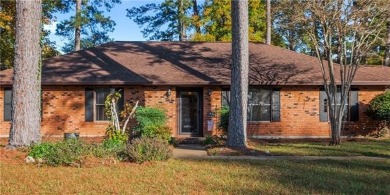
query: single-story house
[{"left": 1, "top": 42, "right": 390, "bottom": 138}]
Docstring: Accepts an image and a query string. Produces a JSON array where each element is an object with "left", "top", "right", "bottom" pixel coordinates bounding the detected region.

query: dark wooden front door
[{"left": 178, "top": 90, "right": 202, "bottom": 136}]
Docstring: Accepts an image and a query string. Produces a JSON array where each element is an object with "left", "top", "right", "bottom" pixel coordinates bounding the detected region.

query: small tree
[
  {"left": 296, "top": 0, "right": 390, "bottom": 145},
  {"left": 104, "top": 90, "right": 138, "bottom": 143}
]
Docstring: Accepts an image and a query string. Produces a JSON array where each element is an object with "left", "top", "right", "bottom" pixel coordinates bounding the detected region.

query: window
[
  {"left": 95, "top": 88, "right": 111, "bottom": 121},
  {"left": 221, "top": 88, "right": 280, "bottom": 122},
  {"left": 320, "top": 89, "right": 359, "bottom": 122},
  {"left": 248, "top": 89, "right": 271, "bottom": 121},
  {"left": 85, "top": 88, "right": 124, "bottom": 122},
  {"left": 221, "top": 90, "right": 230, "bottom": 107},
  {"left": 3, "top": 88, "right": 12, "bottom": 121}
]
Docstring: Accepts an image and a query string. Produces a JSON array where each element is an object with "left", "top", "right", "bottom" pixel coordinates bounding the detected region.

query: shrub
[
  {"left": 92, "top": 140, "right": 127, "bottom": 159},
  {"left": 126, "top": 137, "right": 172, "bottom": 163},
  {"left": 28, "top": 139, "right": 89, "bottom": 166},
  {"left": 134, "top": 106, "right": 172, "bottom": 142},
  {"left": 367, "top": 91, "right": 390, "bottom": 122},
  {"left": 29, "top": 142, "right": 56, "bottom": 159},
  {"left": 105, "top": 126, "right": 128, "bottom": 145},
  {"left": 135, "top": 106, "right": 167, "bottom": 129},
  {"left": 218, "top": 106, "right": 229, "bottom": 133}
]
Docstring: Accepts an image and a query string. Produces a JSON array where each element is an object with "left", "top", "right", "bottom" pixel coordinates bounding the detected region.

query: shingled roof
[{"left": 1, "top": 41, "right": 390, "bottom": 86}]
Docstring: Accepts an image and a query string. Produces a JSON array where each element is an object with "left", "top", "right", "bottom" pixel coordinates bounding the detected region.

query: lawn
[
  {"left": 1, "top": 147, "right": 389, "bottom": 194},
  {"left": 250, "top": 138, "right": 390, "bottom": 157},
  {"left": 1, "top": 158, "right": 389, "bottom": 194}
]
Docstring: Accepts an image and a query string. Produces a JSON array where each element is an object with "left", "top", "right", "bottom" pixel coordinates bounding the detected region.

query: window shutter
[
  {"left": 271, "top": 89, "right": 280, "bottom": 122},
  {"left": 320, "top": 90, "right": 328, "bottom": 122},
  {"left": 4, "top": 89, "right": 12, "bottom": 121},
  {"left": 349, "top": 89, "right": 359, "bottom": 121},
  {"left": 85, "top": 88, "right": 94, "bottom": 122}
]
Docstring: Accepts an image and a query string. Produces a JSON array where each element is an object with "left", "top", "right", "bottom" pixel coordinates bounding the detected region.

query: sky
[{"left": 44, "top": 0, "right": 164, "bottom": 52}]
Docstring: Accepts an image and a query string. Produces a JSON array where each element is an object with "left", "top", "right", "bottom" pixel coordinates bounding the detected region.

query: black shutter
[
  {"left": 85, "top": 88, "right": 94, "bottom": 122},
  {"left": 271, "top": 89, "right": 281, "bottom": 122},
  {"left": 320, "top": 90, "right": 328, "bottom": 122},
  {"left": 4, "top": 88, "right": 12, "bottom": 121},
  {"left": 349, "top": 89, "right": 359, "bottom": 121}
]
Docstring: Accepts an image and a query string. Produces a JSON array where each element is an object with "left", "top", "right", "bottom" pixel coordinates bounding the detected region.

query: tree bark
[
  {"left": 266, "top": 0, "right": 271, "bottom": 45},
  {"left": 385, "top": 18, "right": 390, "bottom": 66},
  {"left": 74, "top": 0, "right": 82, "bottom": 51},
  {"left": 227, "top": 0, "right": 248, "bottom": 148},
  {"left": 8, "top": 0, "right": 42, "bottom": 147},
  {"left": 192, "top": 0, "right": 201, "bottom": 34}
]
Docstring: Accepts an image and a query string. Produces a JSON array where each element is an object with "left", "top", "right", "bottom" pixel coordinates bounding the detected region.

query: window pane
[
  {"left": 251, "top": 105, "right": 261, "bottom": 121},
  {"left": 259, "top": 90, "right": 271, "bottom": 105},
  {"left": 221, "top": 90, "right": 230, "bottom": 107},
  {"left": 260, "top": 105, "right": 271, "bottom": 121},
  {"left": 4, "top": 103, "right": 11, "bottom": 121},
  {"left": 248, "top": 88, "right": 271, "bottom": 121},
  {"left": 96, "top": 105, "right": 107, "bottom": 121},
  {"left": 96, "top": 89, "right": 110, "bottom": 104}
]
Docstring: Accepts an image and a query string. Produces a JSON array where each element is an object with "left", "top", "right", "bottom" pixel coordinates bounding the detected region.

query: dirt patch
[{"left": 0, "top": 147, "right": 27, "bottom": 165}]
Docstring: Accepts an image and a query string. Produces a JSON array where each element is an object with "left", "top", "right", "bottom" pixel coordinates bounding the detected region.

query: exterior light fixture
[{"left": 167, "top": 88, "right": 171, "bottom": 97}]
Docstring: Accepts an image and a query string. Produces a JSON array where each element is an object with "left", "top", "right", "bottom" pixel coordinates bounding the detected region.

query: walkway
[{"left": 173, "top": 144, "right": 389, "bottom": 161}]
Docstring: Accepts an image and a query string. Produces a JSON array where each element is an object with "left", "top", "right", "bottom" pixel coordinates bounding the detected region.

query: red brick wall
[
  {"left": 0, "top": 88, "right": 11, "bottom": 136},
  {"left": 1, "top": 86, "right": 177, "bottom": 137},
  {"left": 243, "top": 86, "right": 387, "bottom": 138},
  {"left": 0, "top": 85, "right": 387, "bottom": 138}
]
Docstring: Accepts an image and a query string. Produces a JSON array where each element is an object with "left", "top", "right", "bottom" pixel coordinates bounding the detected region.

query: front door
[{"left": 178, "top": 90, "right": 202, "bottom": 136}]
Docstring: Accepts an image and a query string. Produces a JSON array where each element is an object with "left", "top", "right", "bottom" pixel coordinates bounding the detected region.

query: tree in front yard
[
  {"left": 295, "top": 0, "right": 390, "bottom": 145},
  {"left": 8, "top": 0, "right": 42, "bottom": 147},
  {"left": 227, "top": 0, "right": 249, "bottom": 148}
]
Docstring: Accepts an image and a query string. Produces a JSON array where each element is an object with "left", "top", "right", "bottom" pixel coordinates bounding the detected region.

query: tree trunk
[
  {"left": 227, "top": 0, "right": 249, "bottom": 148},
  {"left": 8, "top": 0, "right": 42, "bottom": 148},
  {"left": 178, "top": 0, "right": 184, "bottom": 41},
  {"left": 266, "top": 0, "right": 271, "bottom": 45},
  {"left": 74, "top": 0, "right": 82, "bottom": 51},
  {"left": 192, "top": 0, "right": 201, "bottom": 34},
  {"left": 385, "top": 18, "right": 390, "bottom": 66}
]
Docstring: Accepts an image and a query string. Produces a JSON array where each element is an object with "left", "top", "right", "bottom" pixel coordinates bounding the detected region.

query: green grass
[
  {"left": 1, "top": 159, "right": 389, "bottom": 194},
  {"left": 251, "top": 139, "right": 390, "bottom": 157}
]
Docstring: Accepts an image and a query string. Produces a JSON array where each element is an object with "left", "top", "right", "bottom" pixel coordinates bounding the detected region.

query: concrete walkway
[{"left": 173, "top": 144, "right": 389, "bottom": 161}]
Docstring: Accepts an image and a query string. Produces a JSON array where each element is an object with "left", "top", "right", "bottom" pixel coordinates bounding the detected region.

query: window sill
[
  {"left": 248, "top": 121, "right": 272, "bottom": 124},
  {"left": 85, "top": 121, "right": 110, "bottom": 123}
]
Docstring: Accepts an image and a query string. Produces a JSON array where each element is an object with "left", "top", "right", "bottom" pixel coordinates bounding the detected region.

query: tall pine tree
[{"left": 56, "top": 0, "right": 120, "bottom": 53}]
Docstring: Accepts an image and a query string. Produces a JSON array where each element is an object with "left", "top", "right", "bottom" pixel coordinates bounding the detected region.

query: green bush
[
  {"left": 134, "top": 106, "right": 172, "bottom": 142},
  {"left": 29, "top": 142, "right": 56, "bottom": 159},
  {"left": 218, "top": 106, "right": 229, "bottom": 133},
  {"left": 126, "top": 137, "right": 172, "bottom": 163},
  {"left": 367, "top": 91, "right": 390, "bottom": 122},
  {"left": 28, "top": 139, "right": 89, "bottom": 166},
  {"left": 92, "top": 138, "right": 127, "bottom": 158},
  {"left": 105, "top": 126, "right": 128, "bottom": 145}
]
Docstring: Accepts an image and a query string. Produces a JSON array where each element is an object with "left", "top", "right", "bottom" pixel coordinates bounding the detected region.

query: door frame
[{"left": 176, "top": 88, "right": 203, "bottom": 137}]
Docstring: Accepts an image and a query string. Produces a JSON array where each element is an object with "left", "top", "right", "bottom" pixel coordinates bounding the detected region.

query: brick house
[{"left": 1, "top": 42, "right": 389, "bottom": 138}]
